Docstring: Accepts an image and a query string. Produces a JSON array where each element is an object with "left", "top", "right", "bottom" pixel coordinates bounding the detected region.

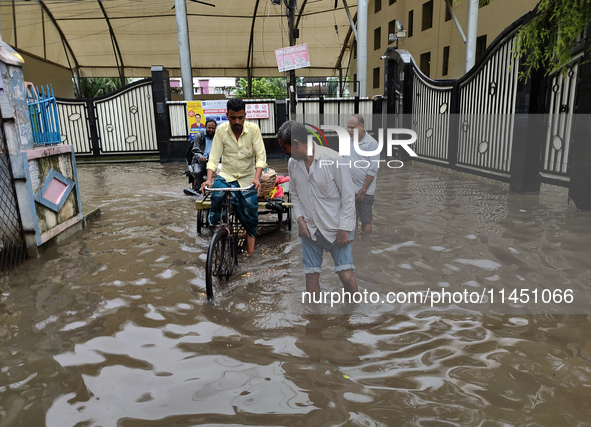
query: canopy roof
[{"left": 1, "top": 0, "right": 357, "bottom": 79}]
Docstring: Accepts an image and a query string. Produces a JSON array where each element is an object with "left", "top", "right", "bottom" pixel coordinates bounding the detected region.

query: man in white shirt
[
  {"left": 345, "top": 114, "right": 379, "bottom": 233},
  {"left": 276, "top": 121, "right": 359, "bottom": 296}
]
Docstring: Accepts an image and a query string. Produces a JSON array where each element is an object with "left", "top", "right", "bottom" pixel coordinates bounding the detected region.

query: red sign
[{"left": 246, "top": 103, "right": 270, "bottom": 119}]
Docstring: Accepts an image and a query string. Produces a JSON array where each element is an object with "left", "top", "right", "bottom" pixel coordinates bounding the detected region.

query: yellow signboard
[{"left": 186, "top": 101, "right": 206, "bottom": 134}]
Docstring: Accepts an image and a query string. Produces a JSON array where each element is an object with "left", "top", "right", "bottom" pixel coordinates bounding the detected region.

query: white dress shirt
[{"left": 289, "top": 144, "right": 356, "bottom": 243}]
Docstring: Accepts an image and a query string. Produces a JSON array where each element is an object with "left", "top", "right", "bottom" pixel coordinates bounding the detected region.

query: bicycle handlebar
[{"left": 204, "top": 184, "right": 255, "bottom": 193}]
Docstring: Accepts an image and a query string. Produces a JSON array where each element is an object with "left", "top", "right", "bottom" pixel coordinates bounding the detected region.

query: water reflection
[{"left": 1, "top": 160, "right": 591, "bottom": 426}]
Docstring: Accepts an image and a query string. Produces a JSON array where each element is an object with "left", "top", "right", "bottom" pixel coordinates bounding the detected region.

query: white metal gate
[{"left": 57, "top": 79, "right": 158, "bottom": 157}]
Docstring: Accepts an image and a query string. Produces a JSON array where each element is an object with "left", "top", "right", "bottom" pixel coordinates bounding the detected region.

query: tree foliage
[
  {"left": 233, "top": 77, "right": 287, "bottom": 99},
  {"left": 76, "top": 77, "right": 126, "bottom": 98},
  {"left": 514, "top": 0, "right": 591, "bottom": 79}
]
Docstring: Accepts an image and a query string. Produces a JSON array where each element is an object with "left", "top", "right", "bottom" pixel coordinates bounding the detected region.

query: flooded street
[{"left": 2, "top": 159, "right": 591, "bottom": 426}]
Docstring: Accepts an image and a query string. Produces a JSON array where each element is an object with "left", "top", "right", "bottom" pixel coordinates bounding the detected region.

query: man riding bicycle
[{"left": 201, "top": 98, "right": 267, "bottom": 254}]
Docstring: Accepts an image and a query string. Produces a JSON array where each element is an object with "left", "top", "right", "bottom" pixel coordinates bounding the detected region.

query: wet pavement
[{"left": 1, "top": 159, "right": 591, "bottom": 426}]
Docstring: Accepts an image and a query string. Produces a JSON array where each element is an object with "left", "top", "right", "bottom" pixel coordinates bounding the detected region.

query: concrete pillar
[
  {"left": 568, "top": 25, "right": 591, "bottom": 209},
  {"left": 357, "top": 0, "right": 368, "bottom": 97},
  {"left": 175, "top": 0, "right": 194, "bottom": 101},
  {"left": 465, "top": 0, "right": 478, "bottom": 73}
]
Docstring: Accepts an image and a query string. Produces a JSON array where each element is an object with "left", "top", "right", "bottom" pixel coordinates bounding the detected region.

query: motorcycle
[{"left": 183, "top": 147, "right": 207, "bottom": 197}]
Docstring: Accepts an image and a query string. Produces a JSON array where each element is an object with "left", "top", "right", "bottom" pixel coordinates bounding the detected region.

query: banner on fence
[
  {"left": 245, "top": 103, "right": 270, "bottom": 119},
  {"left": 186, "top": 101, "right": 206, "bottom": 134},
  {"left": 187, "top": 100, "right": 270, "bottom": 133},
  {"left": 186, "top": 100, "right": 229, "bottom": 134}
]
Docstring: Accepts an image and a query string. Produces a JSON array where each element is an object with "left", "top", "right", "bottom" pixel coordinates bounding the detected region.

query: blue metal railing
[{"left": 26, "top": 84, "right": 62, "bottom": 145}]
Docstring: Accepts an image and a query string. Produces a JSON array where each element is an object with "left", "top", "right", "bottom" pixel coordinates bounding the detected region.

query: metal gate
[
  {"left": 57, "top": 79, "right": 158, "bottom": 157},
  {"left": 540, "top": 56, "right": 581, "bottom": 183},
  {"left": 0, "top": 121, "right": 27, "bottom": 275}
]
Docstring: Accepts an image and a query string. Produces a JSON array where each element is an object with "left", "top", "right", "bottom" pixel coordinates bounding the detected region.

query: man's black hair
[
  {"left": 227, "top": 98, "right": 246, "bottom": 113},
  {"left": 205, "top": 118, "right": 217, "bottom": 127},
  {"left": 276, "top": 120, "right": 307, "bottom": 146}
]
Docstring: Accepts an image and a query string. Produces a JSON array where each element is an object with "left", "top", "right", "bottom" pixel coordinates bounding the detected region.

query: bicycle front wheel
[{"left": 205, "top": 228, "right": 235, "bottom": 302}]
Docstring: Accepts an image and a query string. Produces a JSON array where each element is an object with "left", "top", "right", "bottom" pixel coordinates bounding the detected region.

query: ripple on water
[{"left": 2, "top": 161, "right": 591, "bottom": 426}]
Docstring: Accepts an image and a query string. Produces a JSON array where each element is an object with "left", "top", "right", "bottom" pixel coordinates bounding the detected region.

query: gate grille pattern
[
  {"left": 395, "top": 11, "right": 582, "bottom": 183},
  {"left": 401, "top": 30, "right": 522, "bottom": 175},
  {"left": 96, "top": 82, "right": 157, "bottom": 153},
  {"left": 57, "top": 79, "right": 157, "bottom": 156},
  {"left": 0, "top": 126, "right": 26, "bottom": 275},
  {"left": 57, "top": 100, "right": 92, "bottom": 154},
  {"left": 542, "top": 58, "right": 580, "bottom": 180},
  {"left": 411, "top": 74, "right": 453, "bottom": 162},
  {"left": 457, "top": 37, "right": 519, "bottom": 174}
]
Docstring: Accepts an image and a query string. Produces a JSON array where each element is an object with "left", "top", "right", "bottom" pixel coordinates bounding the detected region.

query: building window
[
  {"left": 373, "top": 67, "right": 380, "bottom": 89},
  {"left": 353, "top": 73, "right": 357, "bottom": 93},
  {"left": 408, "top": 10, "right": 414, "bottom": 37},
  {"left": 388, "top": 20, "right": 396, "bottom": 44},
  {"left": 445, "top": 0, "right": 452, "bottom": 22},
  {"left": 422, "top": 0, "right": 433, "bottom": 31},
  {"left": 375, "top": 0, "right": 382, "bottom": 13},
  {"left": 353, "top": 41, "right": 357, "bottom": 59},
  {"left": 374, "top": 27, "right": 381, "bottom": 51},
  {"left": 476, "top": 35, "right": 487, "bottom": 62},
  {"left": 389, "top": 0, "right": 397, "bottom": 5},
  {"left": 442, "top": 46, "right": 450, "bottom": 76},
  {"left": 420, "top": 52, "right": 431, "bottom": 77}
]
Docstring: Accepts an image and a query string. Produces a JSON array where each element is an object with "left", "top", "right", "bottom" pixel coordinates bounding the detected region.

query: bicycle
[{"left": 203, "top": 184, "right": 254, "bottom": 302}]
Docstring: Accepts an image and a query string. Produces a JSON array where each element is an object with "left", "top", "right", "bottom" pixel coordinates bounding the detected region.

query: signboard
[
  {"left": 186, "top": 100, "right": 229, "bottom": 134},
  {"left": 201, "top": 100, "right": 229, "bottom": 125},
  {"left": 186, "top": 100, "right": 270, "bottom": 133},
  {"left": 246, "top": 103, "right": 270, "bottom": 119},
  {"left": 186, "top": 101, "right": 206, "bottom": 133},
  {"left": 275, "top": 43, "right": 310, "bottom": 72}
]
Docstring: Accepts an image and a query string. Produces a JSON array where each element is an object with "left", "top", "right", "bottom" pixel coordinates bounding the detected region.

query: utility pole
[
  {"left": 357, "top": 0, "right": 367, "bottom": 97},
  {"left": 465, "top": 0, "right": 479, "bottom": 73},
  {"left": 287, "top": 0, "right": 297, "bottom": 117},
  {"left": 175, "top": 0, "right": 194, "bottom": 100}
]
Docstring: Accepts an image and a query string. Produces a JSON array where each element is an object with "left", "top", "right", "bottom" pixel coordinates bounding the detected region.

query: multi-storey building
[{"left": 349, "top": 0, "right": 539, "bottom": 97}]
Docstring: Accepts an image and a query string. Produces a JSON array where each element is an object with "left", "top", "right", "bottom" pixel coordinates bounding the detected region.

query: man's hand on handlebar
[
  {"left": 250, "top": 178, "right": 261, "bottom": 196},
  {"left": 201, "top": 179, "right": 212, "bottom": 195}
]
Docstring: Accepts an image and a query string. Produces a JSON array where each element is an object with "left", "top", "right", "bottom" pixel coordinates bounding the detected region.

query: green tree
[
  {"left": 326, "top": 77, "right": 350, "bottom": 97},
  {"left": 327, "top": 77, "right": 339, "bottom": 97},
  {"left": 234, "top": 77, "right": 287, "bottom": 99},
  {"left": 76, "top": 77, "right": 126, "bottom": 98},
  {"left": 513, "top": 0, "right": 591, "bottom": 79}
]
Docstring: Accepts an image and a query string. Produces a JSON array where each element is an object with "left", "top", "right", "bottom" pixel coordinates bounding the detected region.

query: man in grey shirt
[
  {"left": 276, "top": 121, "right": 359, "bottom": 297},
  {"left": 345, "top": 114, "right": 379, "bottom": 233}
]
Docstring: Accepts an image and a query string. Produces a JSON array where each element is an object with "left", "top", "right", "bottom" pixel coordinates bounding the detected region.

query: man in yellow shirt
[{"left": 201, "top": 98, "right": 267, "bottom": 253}]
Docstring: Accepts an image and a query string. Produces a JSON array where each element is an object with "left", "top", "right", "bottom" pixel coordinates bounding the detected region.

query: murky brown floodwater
[{"left": 2, "top": 159, "right": 591, "bottom": 426}]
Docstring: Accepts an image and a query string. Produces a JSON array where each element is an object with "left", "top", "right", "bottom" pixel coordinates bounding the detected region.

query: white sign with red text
[
  {"left": 275, "top": 43, "right": 310, "bottom": 72},
  {"left": 246, "top": 103, "right": 270, "bottom": 119}
]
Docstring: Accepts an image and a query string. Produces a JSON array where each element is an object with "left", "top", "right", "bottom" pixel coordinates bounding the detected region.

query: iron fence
[
  {"left": 26, "top": 84, "right": 62, "bottom": 145},
  {"left": 0, "top": 123, "right": 27, "bottom": 276}
]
